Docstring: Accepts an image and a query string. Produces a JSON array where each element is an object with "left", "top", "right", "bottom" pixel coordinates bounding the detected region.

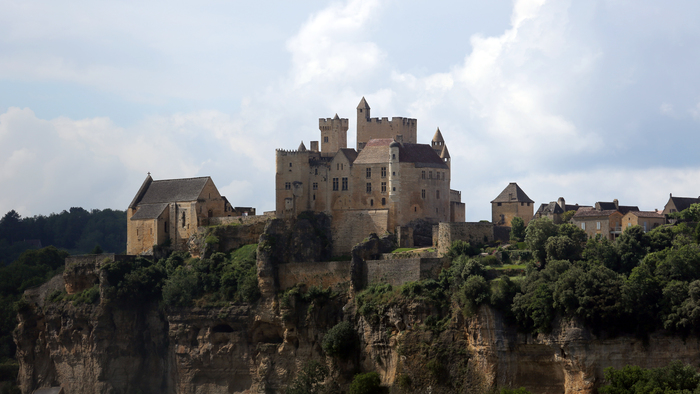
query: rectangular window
[
  {"left": 381, "top": 182, "right": 386, "bottom": 193},
  {"left": 581, "top": 223, "right": 586, "bottom": 230},
  {"left": 421, "top": 189, "right": 426, "bottom": 199},
  {"left": 381, "top": 198, "right": 386, "bottom": 206},
  {"left": 381, "top": 167, "right": 387, "bottom": 177},
  {"left": 285, "top": 182, "right": 291, "bottom": 190},
  {"left": 332, "top": 178, "right": 339, "bottom": 191},
  {"left": 366, "top": 183, "right": 372, "bottom": 193},
  {"left": 342, "top": 177, "right": 348, "bottom": 190},
  {"left": 596, "top": 221, "right": 600, "bottom": 230},
  {"left": 436, "top": 190, "right": 440, "bottom": 199},
  {"left": 366, "top": 168, "right": 372, "bottom": 178},
  {"left": 324, "top": 136, "right": 328, "bottom": 142},
  {"left": 429, "top": 171, "right": 432, "bottom": 179},
  {"left": 313, "top": 182, "right": 318, "bottom": 190},
  {"left": 421, "top": 170, "right": 425, "bottom": 179}
]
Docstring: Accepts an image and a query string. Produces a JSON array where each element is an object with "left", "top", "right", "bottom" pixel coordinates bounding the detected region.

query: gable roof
[
  {"left": 573, "top": 209, "right": 622, "bottom": 218},
  {"left": 595, "top": 201, "right": 639, "bottom": 214},
  {"left": 357, "top": 96, "right": 370, "bottom": 110},
  {"left": 130, "top": 176, "right": 211, "bottom": 208},
  {"left": 336, "top": 148, "right": 358, "bottom": 164},
  {"left": 353, "top": 139, "right": 448, "bottom": 168},
  {"left": 669, "top": 196, "right": 700, "bottom": 212},
  {"left": 627, "top": 211, "right": 665, "bottom": 219},
  {"left": 536, "top": 202, "right": 564, "bottom": 215},
  {"left": 491, "top": 183, "right": 534, "bottom": 203},
  {"left": 130, "top": 203, "right": 169, "bottom": 220}
]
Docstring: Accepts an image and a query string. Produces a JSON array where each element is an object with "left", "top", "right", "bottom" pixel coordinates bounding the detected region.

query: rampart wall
[
  {"left": 206, "top": 215, "right": 270, "bottom": 226},
  {"left": 276, "top": 257, "right": 446, "bottom": 291},
  {"left": 331, "top": 209, "right": 389, "bottom": 256},
  {"left": 437, "top": 222, "right": 494, "bottom": 256}
]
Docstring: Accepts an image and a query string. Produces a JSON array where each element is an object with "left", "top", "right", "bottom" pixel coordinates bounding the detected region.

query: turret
[
  {"left": 357, "top": 97, "right": 370, "bottom": 121},
  {"left": 431, "top": 127, "right": 445, "bottom": 155},
  {"left": 440, "top": 145, "right": 450, "bottom": 168}
]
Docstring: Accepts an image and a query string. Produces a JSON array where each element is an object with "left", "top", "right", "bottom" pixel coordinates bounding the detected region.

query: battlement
[
  {"left": 319, "top": 117, "right": 349, "bottom": 126},
  {"left": 276, "top": 149, "right": 312, "bottom": 155},
  {"left": 366, "top": 116, "right": 416, "bottom": 126}
]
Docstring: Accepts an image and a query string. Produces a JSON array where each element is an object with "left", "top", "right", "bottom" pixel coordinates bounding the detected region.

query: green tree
[
  {"left": 285, "top": 360, "right": 329, "bottom": 394},
  {"left": 510, "top": 217, "right": 526, "bottom": 242},
  {"left": 524, "top": 218, "right": 558, "bottom": 267},
  {"left": 599, "top": 361, "right": 700, "bottom": 394},
  {"left": 614, "top": 226, "right": 649, "bottom": 274},
  {"left": 545, "top": 236, "right": 581, "bottom": 262},
  {"left": 322, "top": 321, "right": 356, "bottom": 359},
  {"left": 349, "top": 372, "right": 384, "bottom": 394}
]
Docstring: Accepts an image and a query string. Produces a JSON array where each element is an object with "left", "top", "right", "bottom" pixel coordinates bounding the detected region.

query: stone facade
[
  {"left": 571, "top": 208, "right": 623, "bottom": 240},
  {"left": 127, "top": 175, "right": 236, "bottom": 255},
  {"left": 276, "top": 97, "right": 464, "bottom": 256},
  {"left": 491, "top": 182, "right": 535, "bottom": 226},
  {"left": 436, "top": 222, "right": 495, "bottom": 256},
  {"left": 621, "top": 211, "right": 666, "bottom": 232}
]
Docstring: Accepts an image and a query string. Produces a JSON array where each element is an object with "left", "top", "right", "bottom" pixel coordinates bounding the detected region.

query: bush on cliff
[
  {"left": 599, "top": 361, "right": 700, "bottom": 394},
  {"left": 285, "top": 360, "right": 329, "bottom": 394},
  {"left": 349, "top": 372, "right": 386, "bottom": 394},
  {"left": 322, "top": 321, "right": 356, "bottom": 359}
]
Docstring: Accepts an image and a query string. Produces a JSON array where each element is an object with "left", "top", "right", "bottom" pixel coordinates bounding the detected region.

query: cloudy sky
[{"left": 1, "top": 0, "right": 699, "bottom": 221}]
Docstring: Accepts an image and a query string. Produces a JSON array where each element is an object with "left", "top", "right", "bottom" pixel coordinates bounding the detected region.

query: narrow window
[
  {"left": 436, "top": 190, "right": 440, "bottom": 199},
  {"left": 366, "top": 183, "right": 372, "bottom": 193},
  {"left": 414, "top": 207, "right": 417, "bottom": 212},
  {"left": 429, "top": 171, "right": 432, "bottom": 179},
  {"left": 421, "top": 189, "right": 426, "bottom": 199},
  {"left": 381, "top": 182, "right": 386, "bottom": 193},
  {"left": 382, "top": 198, "right": 386, "bottom": 206},
  {"left": 392, "top": 187, "right": 396, "bottom": 191},
  {"left": 392, "top": 154, "right": 396, "bottom": 159},
  {"left": 370, "top": 199, "right": 374, "bottom": 207},
  {"left": 289, "top": 162, "right": 292, "bottom": 167},
  {"left": 392, "top": 171, "right": 396, "bottom": 176},
  {"left": 581, "top": 223, "right": 585, "bottom": 230},
  {"left": 182, "top": 211, "right": 186, "bottom": 227},
  {"left": 366, "top": 168, "right": 372, "bottom": 178},
  {"left": 313, "top": 194, "right": 316, "bottom": 201},
  {"left": 342, "top": 177, "right": 348, "bottom": 190},
  {"left": 421, "top": 171, "right": 425, "bottom": 179},
  {"left": 315, "top": 168, "right": 318, "bottom": 175},
  {"left": 381, "top": 167, "right": 386, "bottom": 177},
  {"left": 333, "top": 178, "right": 339, "bottom": 191},
  {"left": 596, "top": 221, "right": 601, "bottom": 230},
  {"left": 164, "top": 222, "right": 168, "bottom": 233}
]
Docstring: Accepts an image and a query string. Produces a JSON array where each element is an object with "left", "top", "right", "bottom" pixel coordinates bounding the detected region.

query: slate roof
[
  {"left": 130, "top": 203, "right": 169, "bottom": 220},
  {"left": 491, "top": 183, "right": 534, "bottom": 203},
  {"left": 129, "top": 175, "right": 210, "bottom": 209},
  {"left": 536, "top": 202, "right": 564, "bottom": 215},
  {"left": 357, "top": 96, "right": 370, "bottom": 110},
  {"left": 337, "top": 148, "right": 358, "bottom": 164},
  {"left": 628, "top": 211, "right": 665, "bottom": 219},
  {"left": 573, "top": 209, "right": 621, "bottom": 218},
  {"left": 354, "top": 139, "right": 448, "bottom": 168},
  {"left": 669, "top": 196, "right": 700, "bottom": 212},
  {"left": 595, "top": 201, "right": 639, "bottom": 214}
]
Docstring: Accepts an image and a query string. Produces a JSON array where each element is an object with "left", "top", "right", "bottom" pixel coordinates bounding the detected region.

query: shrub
[
  {"left": 322, "top": 321, "right": 356, "bottom": 359},
  {"left": 205, "top": 235, "right": 220, "bottom": 245},
  {"left": 349, "top": 372, "right": 384, "bottom": 394},
  {"left": 285, "top": 360, "right": 329, "bottom": 394}
]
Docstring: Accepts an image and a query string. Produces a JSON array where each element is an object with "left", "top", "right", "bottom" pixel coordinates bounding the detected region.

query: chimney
[{"left": 613, "top": 199, "right": 619, "bottom": 209}]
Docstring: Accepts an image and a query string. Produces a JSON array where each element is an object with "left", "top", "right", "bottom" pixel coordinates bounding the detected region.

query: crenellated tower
[{"left": 318, "top": 114, "right": 348, "bottom": 156}]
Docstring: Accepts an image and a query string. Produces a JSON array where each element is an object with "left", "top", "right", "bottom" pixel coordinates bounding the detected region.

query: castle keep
[{"left": 276, "top": 98, "right": 465, "bottom": 255}]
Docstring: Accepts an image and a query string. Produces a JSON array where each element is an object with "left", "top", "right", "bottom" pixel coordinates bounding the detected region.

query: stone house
[
  {"left": 126, "top": 175, "right": 234, "bottom": 255},
  {"left": 533, "top": 197, "right": 587, "bottom": 224},
  {"left": 571, "top": 208, "right": 624, "bottom": 240},
  {"left": 491, "top": 183, "right": 534, "bottom": 226},
  {"left": 621, "top": 211, "right": 666, "bottom": 232},
  {"left": 663, "top": 194, "right": 700, "bottom": 221},
  {"left": 275, "top": 97, "right": 465, "bottom": 255}
]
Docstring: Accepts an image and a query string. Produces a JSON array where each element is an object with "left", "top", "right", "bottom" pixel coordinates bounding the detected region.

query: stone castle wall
[
  {"left": 277, "top": 261, "right": 352, "bottom": 291},
  {"left": 206, "top": 215, "right": 270, "bottom": 227},
  {"left": 331, "top": 209, "right": 389, "bottom": 256},
  {"left": 437, "top": 222, "right": 494, "bottom": 256}
]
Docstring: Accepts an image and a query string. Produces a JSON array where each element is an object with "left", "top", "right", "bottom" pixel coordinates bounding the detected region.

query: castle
[{"left": 276, "top": 97, "right": 465, "bottom": 255}]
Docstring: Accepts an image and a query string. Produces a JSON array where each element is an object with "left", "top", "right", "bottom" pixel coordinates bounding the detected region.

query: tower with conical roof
[
  {"left": 431, "top": 127, "right": 445, "bottom": 155},
  {"left": 318, "top": 113, "right": 348, "bottom": 156}
]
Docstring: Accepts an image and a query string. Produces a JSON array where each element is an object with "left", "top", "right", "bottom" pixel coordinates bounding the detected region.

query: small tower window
[
  {"left": 289, "top": 162, "right": 292, "bottom": 167},
  {"left": 370, "top": 199, "right": 374, "bottom": 206},
  {"left": 181, "top": 211, "right": 186, "bottom": 227}
]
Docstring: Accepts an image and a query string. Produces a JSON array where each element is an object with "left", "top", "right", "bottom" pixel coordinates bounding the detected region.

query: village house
[
  {"left": 491, "top": 183, "right": 534, "bottom": 226},
  {"left": 126, "top": 174, "right": 249, "bottom": 255},
  {"left": 533, "top": 197, "right": 587, "bottom": 224},
  {"left": 571, "top": 208, "right": 624, "bottom": 240},
  {"left": 621, "top": 210, "right": 666, "bottom": 232},
  {"left": 663, "top": 194, "right": 700, "bottom": 223}
]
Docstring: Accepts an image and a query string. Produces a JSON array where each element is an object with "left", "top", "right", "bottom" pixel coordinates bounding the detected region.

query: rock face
[{"left": 16, "top": 278, "right": 700, "bottom": 394}]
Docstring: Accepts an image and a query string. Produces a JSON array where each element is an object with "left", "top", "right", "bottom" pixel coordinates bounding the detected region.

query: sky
[{"left": 1, "top": 0, "right": 700, "bottom": 221}]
